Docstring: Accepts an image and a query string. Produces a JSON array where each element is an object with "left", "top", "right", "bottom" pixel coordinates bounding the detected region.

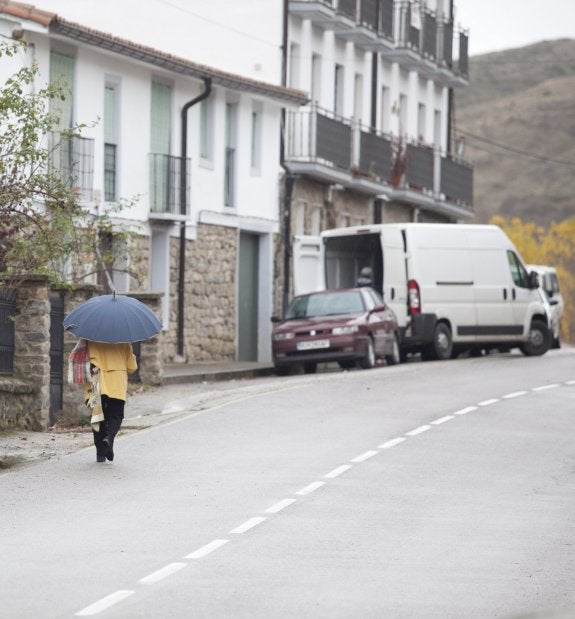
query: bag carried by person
[{"left": 67, "top": 338, "right": 91, "bottom": 384}]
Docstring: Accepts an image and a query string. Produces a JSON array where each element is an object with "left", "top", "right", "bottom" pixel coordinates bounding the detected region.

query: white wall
[{"left": 21, "top": 0, "right": 285, "bottom": 85}]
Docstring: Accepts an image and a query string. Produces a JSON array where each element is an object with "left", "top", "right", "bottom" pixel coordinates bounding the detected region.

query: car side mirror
[
  {"left": 271, "top": 315, "right": 282, "bottom": 323},
  {"left": 528, "top": 271, "right": 539, "bottom": 290}
]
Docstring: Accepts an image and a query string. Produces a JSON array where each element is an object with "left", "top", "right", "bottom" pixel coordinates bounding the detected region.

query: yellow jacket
[{"left": 85, "top": 342, "right": 137, "bottom": 402}]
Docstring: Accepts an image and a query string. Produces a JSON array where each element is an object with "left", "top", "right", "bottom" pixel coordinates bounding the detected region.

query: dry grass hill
[{"left": 455, "top": 39, "right": 575, "bottom": 225}]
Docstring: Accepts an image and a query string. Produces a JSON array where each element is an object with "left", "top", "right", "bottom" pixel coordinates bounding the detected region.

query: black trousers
[{"left": 92, "top": 395, "right": 125, "bottom": 455}]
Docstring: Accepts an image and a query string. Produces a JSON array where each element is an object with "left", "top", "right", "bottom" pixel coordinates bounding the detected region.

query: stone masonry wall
[{"left": 187, "top": 223, "right": 237, "bottom": 361}]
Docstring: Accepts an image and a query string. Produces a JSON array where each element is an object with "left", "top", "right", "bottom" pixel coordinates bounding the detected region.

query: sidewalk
[{"left": 163, "top": 361, "right": 275, "bottom": 385}]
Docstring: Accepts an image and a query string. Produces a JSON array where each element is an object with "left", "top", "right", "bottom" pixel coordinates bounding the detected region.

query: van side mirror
[{"left": 528, "top": 271, "right": 539, "bottom": 290}]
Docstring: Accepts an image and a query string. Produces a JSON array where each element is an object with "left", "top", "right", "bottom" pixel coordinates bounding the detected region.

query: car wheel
[
  {"left": 303, "top": 362, "right": 317, "bottom": 374},
  {"left": 422, "top": 322, "right": 453, "bottom": 361},
  {"left": 385, "top": 333, "right": 401, "bottom": 366},
  {"left": 359, "top": 337, "right": 376, "bottom": 369},
  {"left": 520, "top": 319, "right": 551, "bottom": 356},
  {"left": 274, "top": 365, "right": 291, "bottom": 376}
]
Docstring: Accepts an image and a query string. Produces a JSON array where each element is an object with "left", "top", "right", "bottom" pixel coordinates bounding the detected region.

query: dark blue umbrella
[{"left": 63, "top": 292, "right": 163, "bottom": 343}]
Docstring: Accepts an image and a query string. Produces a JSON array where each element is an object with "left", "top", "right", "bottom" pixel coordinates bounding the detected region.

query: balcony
[
  {"left": 149, "top": 153, "right": 190, "bottom": 219},
  {"left": 285, "top": 105, "right": 473, "bottom": 219},
  {"left": 288, "top": 0, "right": 468, "bottom": 84},
  {"left": 49, "top": 133, "right": 95, "bottom": 203}
]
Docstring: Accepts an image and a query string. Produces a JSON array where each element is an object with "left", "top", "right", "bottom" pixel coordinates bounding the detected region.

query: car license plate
[{"left": 297, "top": 339, "right": 329, "bottom": 351}]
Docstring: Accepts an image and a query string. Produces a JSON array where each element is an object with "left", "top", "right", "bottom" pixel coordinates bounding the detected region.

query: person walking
[{"left": 84, "top": 341, "right": 137, "bottom": 463}]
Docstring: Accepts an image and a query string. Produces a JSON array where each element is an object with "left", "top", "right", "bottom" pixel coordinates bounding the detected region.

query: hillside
[{"left": 455, "top": 39, "right": 575, "bottom": 225}]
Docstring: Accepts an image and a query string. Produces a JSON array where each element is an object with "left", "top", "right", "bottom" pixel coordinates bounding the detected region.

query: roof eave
[{"left": 49, "top": 18, "right": 308, "bottom": 106}]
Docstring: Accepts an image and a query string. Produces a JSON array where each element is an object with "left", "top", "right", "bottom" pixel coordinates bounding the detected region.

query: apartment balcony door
[{"left": 238, "top": 232, "right": 259, "bottom": 361}]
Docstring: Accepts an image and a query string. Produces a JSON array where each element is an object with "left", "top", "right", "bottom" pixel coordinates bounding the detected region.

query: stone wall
[
  {"left": 0, "top": 281, "right": 164, "bottom": 431},
  {"left": 187, "top": 223, "right": 237, "bottom": 360}
]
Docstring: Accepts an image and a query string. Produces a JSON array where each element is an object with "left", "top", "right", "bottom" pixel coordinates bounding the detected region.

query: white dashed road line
[
  {"left": 266, "top": 499, "right": 297, "bottom": 514},
  {"left": 406, "top": 425, "right": 431, "bottom": 436},
  {"left": 351, "top": 450, "right": 378, "bottom": 463},
  {"left": 454, "top": 406, "right": 477, "bottom": 415},
  {"left": 139, "top": 562, "right": 187, "bottom": 585},
  {"left": 74, "top": 378, "right": 575, "bottom": 616},
  {"left": 295, "top": 481, "right": 326, "bottom": 495},
  {"left": 431, "top": 415, "right": 454, "bottom": 425},
  {"left": 533, "top": 384, "right": 560, "bottom": 392},
  {"left": 75, "top": 591, "right": 135, "bottom": 616},
  {"left": 185, "top": 539, "right": 229, "bottom": 560},
  {"left": 478, "top": 398, "right": 499, "bottom": 407},
  {"left": 230, "top": 517, "right": 267, "bottom": 534},
  {"left": 379, "top": 437, "right": 406, "bottom": 449},
  {"left": 325, "top": 464, "right": 353, "bottom": 479},
  {"left": 503, "top": 391, "right": 528, "bottom": 399}
]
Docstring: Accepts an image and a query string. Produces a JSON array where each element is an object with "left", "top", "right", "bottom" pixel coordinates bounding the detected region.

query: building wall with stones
[{"left": 159, "top": 223, "right": 238, "bottom": 363}]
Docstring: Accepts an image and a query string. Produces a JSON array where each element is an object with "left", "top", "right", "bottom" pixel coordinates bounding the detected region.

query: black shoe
[
  {"left": 103, "top": 437, "right": 114, "bottom": 462},
  {"left": 96, "top": 454, "right": 106, "bottom": 463}
]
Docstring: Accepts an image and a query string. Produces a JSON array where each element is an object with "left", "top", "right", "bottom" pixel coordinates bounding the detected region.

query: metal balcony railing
[
  {"left": 286, "top": 105, "right": 352, "bottom": 171},
  {"left": 49, "top": 133, "right": 95, "bottom": 203},
  {"left": 288, "top": 1, "right": 468, "bottom": 80},
  {"left": 149, "top": 153, "right": 191, "bottom": 216},
  {"left": 285, "top": 107, "right": 473, "bottom": 209}
]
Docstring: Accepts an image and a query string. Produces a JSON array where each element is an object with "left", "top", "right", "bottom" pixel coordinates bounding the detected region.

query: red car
[{"left": 272, "top": 288, "right": 401, "bottom": 375}]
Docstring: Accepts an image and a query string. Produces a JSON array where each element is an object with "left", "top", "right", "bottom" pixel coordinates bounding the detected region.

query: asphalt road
[{"left": 1, "top": 349, "right": 575, "bottom": 618}]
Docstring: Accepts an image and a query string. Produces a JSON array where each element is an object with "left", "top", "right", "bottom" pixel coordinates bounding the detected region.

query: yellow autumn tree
[{"left": 491, "top": 215, "right": 575, "bottom": 344}]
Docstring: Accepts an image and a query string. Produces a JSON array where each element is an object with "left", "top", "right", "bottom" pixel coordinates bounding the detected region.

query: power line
[
  {"left": 153, "top": 0, "right": 279, "bottom": 50},
  {"left": 458, "top": 129, "right": 575, "bottom": 167}
]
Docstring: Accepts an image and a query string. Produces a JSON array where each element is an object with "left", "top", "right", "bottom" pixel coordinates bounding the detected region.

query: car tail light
[{"left": 408, "top": 279, "right": 421, "bottom": 315}]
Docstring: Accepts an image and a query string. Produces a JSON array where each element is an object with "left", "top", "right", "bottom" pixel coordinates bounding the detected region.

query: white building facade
[{"left": 0, "top": 2, "right": 306, "bottom": 363}]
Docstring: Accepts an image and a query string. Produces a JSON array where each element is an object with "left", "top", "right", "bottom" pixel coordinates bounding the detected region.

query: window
[
  {"left": 399, "top": 93, "right": 408, "bottom": 135},
  {"left": 380, "top": 86, "right": 390, "bottom": 132},
  {"left": 224, "top": 102, "right": 238, "bottom": 207},
  {"left": 199, "top": 97, "right": 214, "bottom": 162},
  {"left": 50, "top": 51, "right": 74, "bottom": 130},
  {"left": 310, "top": 206, "right": 321, "bottom": 235},
  {"left": 49, "top": 51, "right": 94, "bottom": 202},
  {"left": 104, "top": 84, "right": 118, "bottom": 201},
  {"left": 150, "top": 82, "right": 172, "bottom": 212},
  {"left": 289, "top": 43, "right": 300, "bottom": 89},
  {"left": 507, "top": 251, "right": 529, "bottom": 288},
  {"left": 250, "top": 101, "right": 263, "bottom": 173},
  {"left": 434, "top": 109, "right": 441, "bottom": 148},
  {"left": 334, "top": 64, "right": 344, "bottom": 116},
  {"left": 418, "top": 103, "right": 426, "bottom": 142},
  {"left": 294, "top": 200, "right": 306, "bottom": 235},
  {"left": 354, "top": 73, "right": 363, "bottom": 123},
  {"left": 311, "top": 53, "right": 322, "bottom": 103}
]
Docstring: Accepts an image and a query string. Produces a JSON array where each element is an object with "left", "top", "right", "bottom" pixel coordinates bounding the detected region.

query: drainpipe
[
  {"left": 177, "top": 77, "right": 212, "bottom": 359},
  {"left": 447, "top": 0, "right": 455, "bottom": 154},
  {"left": 280, "top": 0, "right": 294, "bottom": 315}
]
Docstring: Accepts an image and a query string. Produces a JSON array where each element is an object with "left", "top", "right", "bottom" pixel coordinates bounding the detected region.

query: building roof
[{"left": 0, "top": 0, "right": 308, "bottom": 105}]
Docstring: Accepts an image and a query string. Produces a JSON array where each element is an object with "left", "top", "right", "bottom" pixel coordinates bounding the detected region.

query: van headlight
[{"left": 332, "top": 325, "right": 358, "bottom": 335}]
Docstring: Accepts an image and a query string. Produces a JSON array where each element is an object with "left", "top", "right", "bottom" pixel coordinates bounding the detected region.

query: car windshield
[{"left": 286, "top": 291, "right": 365, "bottom": 319}]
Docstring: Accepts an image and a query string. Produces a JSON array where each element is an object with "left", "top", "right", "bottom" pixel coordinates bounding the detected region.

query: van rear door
[{"left": 293, "top": 235, "right": 325, "bottom": 295}]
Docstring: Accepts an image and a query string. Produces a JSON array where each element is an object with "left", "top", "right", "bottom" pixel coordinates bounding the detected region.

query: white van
[
  {"left": 294, "top": 223, "right": 551, "bottom": 359},
  {"left": 527, "top": 264, "right": 564, "bottom": 348}
]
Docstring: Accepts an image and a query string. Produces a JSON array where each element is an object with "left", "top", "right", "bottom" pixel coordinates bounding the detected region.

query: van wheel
[
  {"left": 422, "top": 322, "right": 453, "bottom": 361},
  {"left": 520, "top": 319, "right": 551, "bottom": 356},
  {"left": 359, "top": 337, "right": 376, "bottom": 369},
  {"left": 385, "top": 333, "right": 401, "bottom": 366}
]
